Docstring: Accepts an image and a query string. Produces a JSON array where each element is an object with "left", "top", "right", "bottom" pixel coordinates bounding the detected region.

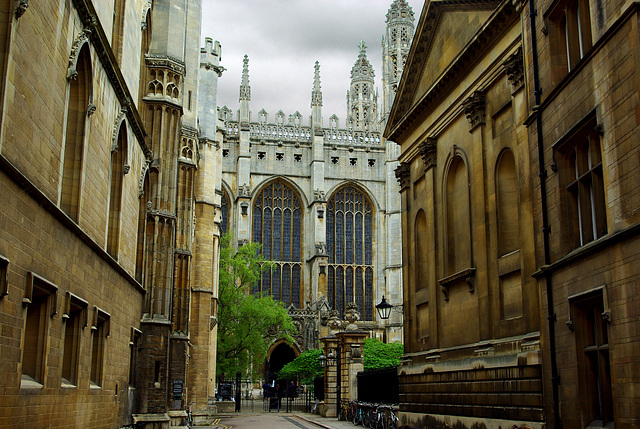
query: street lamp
[{"left": 375, "top": 295, "right": 394, "bottom": 320}]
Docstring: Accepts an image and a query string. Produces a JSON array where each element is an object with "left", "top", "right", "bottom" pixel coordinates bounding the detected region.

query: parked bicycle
[
  {"left": 338, "top": 400, "right": 350, "bottom": 421},
  {"left": 386, "top": 405, "right": 399, "bottom": 429}
]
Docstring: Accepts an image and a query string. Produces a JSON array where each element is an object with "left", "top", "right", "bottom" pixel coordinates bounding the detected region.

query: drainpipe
[{"left": 527, "top": 0, "right": 562, "bottom": 427}]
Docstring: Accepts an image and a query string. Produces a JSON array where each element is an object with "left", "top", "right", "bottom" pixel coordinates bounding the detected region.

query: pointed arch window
[
  {"left": 107, "top": 123, "right": 127, "bottom": 258},
  {"left": 252, "top": 181, "right": 302, "bottom": 307},
  {"left": 221, "top": 189, "right": 230, "bottom": 235},
  {"left": 326, "top": 186, "right": 374, "bottom": 321},
  {"left": 61, "top": 44, "right": 91, "bottom": 222}
]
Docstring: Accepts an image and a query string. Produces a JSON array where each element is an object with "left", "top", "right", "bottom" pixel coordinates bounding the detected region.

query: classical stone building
[
  {"left": 385, "top": 0, "right": 543, "bottom": 427},
  {"left": 0, "top": 1, "right": 222, "bottom": 427},
  {"left": 386, "top": 0, "right": 640, "bottom": 427},
  {"left": 214, "top": 0, "right": 415, "bottom": 378}
]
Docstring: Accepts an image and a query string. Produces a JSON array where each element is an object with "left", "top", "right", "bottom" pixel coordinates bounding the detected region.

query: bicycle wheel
[{"left": 387, "top": 416, "right": 397, "bottom": 429}]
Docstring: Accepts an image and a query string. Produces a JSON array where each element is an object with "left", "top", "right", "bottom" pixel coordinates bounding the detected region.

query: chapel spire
[
  {"left": 239, "top": 54, "right": 251, "bottom": 124},
  {"left": 347, "top": 41, "right": 378, "bottom": 132},
  {"left": 311, "top": 61, "right": 323, "bottom": 129},
  {"left": 382, "top": 0, "right": 415, "bottom": 119},
  {"left": 239, "top": 54, "right": 251, "bottom": 102}
]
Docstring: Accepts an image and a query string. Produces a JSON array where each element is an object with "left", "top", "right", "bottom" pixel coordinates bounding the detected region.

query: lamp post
[{"left": 375, "top": 295, "right": 394, "bottom": 320}]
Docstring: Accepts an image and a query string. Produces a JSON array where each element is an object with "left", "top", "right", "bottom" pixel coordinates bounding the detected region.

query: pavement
[{"left": 195, "top": 410, "right": 358, "bottom": 429}]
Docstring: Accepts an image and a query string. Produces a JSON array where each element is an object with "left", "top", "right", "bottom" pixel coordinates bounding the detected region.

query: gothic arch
[
  {"left": 324, "top": 180, "right": 381, "bottom": 213},
  {"left": 252, "top": 179, "right": 304, "bottom": 308},
  {"left": 61, "top": 42, "right": 92, "bottom": 222},
  {"left": 325, "top": 184, "right": 375, "bottom": 321},
  {"left": 495, "top": 148, "right": 519, "bottom": 256},
  {"left": 107, "top": 121, "right": 128, "bottom": 259},
  {"left": 251, "top": 176, "right": 310, "bottom": 208},
  {"left": 219, "top": 183, "right": 233, "bottom": 236},
  {"left": 442, "top": 147, "right": 473, "bottom": 275}
]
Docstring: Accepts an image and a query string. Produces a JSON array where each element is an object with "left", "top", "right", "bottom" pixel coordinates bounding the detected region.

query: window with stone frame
[
  {"left": 252, "top": 180, "right": 302, "bottom": 307},
  {"left": 90, "top": 308, "right": 110, "bottom": 387},
  {"left": 220, "top": 189, "right": 230, "bottom": 235},
  {"left": 569, "top": 290, "right": 614, "bottom": 426},
  {"left": 61, "top": 293, "right": 88, "bottom": 386},
  {"left": 107, "top": 123, "right": 127, "bottom": 259},
  {"left": 546, "top": 0, "right": 592, "bottom": 84},
  {"left": 22, "top": 273, "right": 58, "bottom": 386},
  {"left": 326, "top": 185, "right": 374, "bottom": 321},
  {"left": 61, "top": 44, "right": 91, "bottom": 222},
  {"left": 557, "top": 117, "right": 606, "bottom": 249}
]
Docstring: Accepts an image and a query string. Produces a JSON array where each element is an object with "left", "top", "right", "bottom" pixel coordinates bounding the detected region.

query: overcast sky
[{"left": 200, "top": 0, "right": 424, "bottom": 126}]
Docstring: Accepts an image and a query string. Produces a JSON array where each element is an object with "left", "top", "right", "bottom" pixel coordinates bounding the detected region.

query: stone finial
[
  {"left": 420, "top": 138, "right": 437, "bottom": 171},
  {"left": 395, "top": 162, "right": 410, "bottom": 192},
  {"left": 463, "top": 91, "right": 486, "bottom": 131},
  {"left": 502, "top": 47, "right": 524, "bottom": 90},
  {"left": 239, "top": 55, "right": 251, "bottom": 101},
  {"left": 311, "top": 61, "right": 323, "bottom": 107}
]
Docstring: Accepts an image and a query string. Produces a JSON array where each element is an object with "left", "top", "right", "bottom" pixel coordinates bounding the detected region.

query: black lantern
[
  {"left": 375, "top": 295, "right": 394, "bottom": 320},
  {"left": 318, "top": 353, "right": 326, "bottom": 368}
]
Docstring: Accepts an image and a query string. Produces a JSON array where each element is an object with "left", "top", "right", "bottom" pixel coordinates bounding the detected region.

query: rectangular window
[
  {"left": 61, "top": 293, "right": 88, "bottom": 386},
  {"left": 547, "top": 0, "right": 592, "bottom": 82},
  {"left": 570, "top": 290, "right": 614, "bottom": 425},
  {"left": 188, "top": 91, "right": 192, "bottom": 111},
  {"left": 90, "top": 307, "right": 110, "bottom": 387},
  {"left": 0, "top": 255, "right": 8, "bottom": 297},
  {"left": 22, "top": 273, "right": 58, "bottom": 387},
  {"left": 559, "top": 121, "right": 606, "bottom": 248}
]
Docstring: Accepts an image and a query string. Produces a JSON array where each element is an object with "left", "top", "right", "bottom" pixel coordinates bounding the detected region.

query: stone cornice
[
  {"left": 385, "top": 0, "right": 517, "bottom": 142},
  {"left": 71, "top": 0, "right": 151, "bottom": 161},
  {"left": 146, "top": 55, "right": 186, "bottom": 76}
]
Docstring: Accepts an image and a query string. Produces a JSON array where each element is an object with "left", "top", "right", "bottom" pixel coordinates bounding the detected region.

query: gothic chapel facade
[{"left": 213, "top": 0, "right": 415, "bottom": 371}]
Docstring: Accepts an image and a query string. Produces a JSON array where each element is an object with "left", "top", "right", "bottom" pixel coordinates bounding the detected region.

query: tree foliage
[
  {"left": 363, "top": 338, "right": 403, "bottom": 371},
  {"left": 216, "top": 234, "right": 294, "bottom": 380},
  {"left": 277, "top": 348, "right": 324, "bottom": 384}
]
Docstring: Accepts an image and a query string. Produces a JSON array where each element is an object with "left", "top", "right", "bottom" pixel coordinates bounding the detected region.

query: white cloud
[{"left": 201, "top": 0, "right": 423, "bottom": 126}]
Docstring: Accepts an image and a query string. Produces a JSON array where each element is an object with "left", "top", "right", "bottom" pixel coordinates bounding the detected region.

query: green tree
[
  {"left": 363, "top": 338, "right": 403, "bottom": 371},
  {"left": 277, "top": 348, "right": 324, "bottom": 384},
  {"left": 216, "top": 234, "right": 294, "bottom": 379}
]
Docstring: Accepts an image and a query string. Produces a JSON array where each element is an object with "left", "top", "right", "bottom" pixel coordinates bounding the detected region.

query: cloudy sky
[{"left": 200, "top": 0, "right": 424, "bottom": 126}]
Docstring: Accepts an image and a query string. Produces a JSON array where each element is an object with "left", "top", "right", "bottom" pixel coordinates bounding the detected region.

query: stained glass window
[
  {"left": 252, "top": 180, "right": 303, "bottom": 307},
  {"left": 221, "top": 191, "right": 229, "bottom": 235},
  {"left": 326, "top": 186, "right": 374, "bottom": 320}
]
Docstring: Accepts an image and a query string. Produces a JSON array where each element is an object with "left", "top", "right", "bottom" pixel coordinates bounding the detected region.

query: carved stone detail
[
  {"left": 67, "top": 28, "right": 92, "bottom": 81},
  {"left": 238, "top": 184, "right": 250, "bottom": 198},
  {"left": 87, "top": 103, "right": 96, "bottom": 117},
  {"left": 502, "top": 47, "right": 524, "bottom": 90},
  {"left": 419, "top": 138, "right": 437, "bottom": 171},
  {"left": 313, "top": 189, "right": 326, "bottom": 202},
  {"left": 111, "top": 109, "right": 128, "bottom": 153},
  {"left": 14, "top": 0, "right": 28, "bottom": 18},
  {"left": 463, "top": 91, "right": 486, "bottom": 131},
  {"left": 395, "top": 162, "right": 410, "bottom": 192},
  {"left": 141, "top": 0, "right": 152, "bottom": 30},
  {"left": 315, "top": 242, "right": 327, "bottom": 256}
]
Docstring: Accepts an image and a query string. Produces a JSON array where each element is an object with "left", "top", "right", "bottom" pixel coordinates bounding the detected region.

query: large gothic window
[
  {"left": 252, "top": 180, "right": 302, "bottom": 307},
  {"left": 326, "top": 186, "right": 374, "bottom": 321}
]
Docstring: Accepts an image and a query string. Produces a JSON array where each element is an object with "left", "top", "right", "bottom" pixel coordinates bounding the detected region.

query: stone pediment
[{"left": 385, "top": 0, "right": 519, "bottom": 142}]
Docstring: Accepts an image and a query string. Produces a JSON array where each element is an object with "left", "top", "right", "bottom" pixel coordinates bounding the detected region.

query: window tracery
[
  {"left": 252, "top": 181, "right": 302, "bottom": 307},
  {"left": 326, "top": 186, "right": 374, "bottom": 320}
]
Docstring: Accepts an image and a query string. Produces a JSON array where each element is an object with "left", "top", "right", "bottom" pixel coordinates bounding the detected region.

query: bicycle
[
  {"left": 338, "top": 400, "right": 350, "bottom": 421},
  {"left": 386, "top": 405, "right": 399, "bottom": 429},
  {"left": 370, "top": 404, "right": 386, "bottom": 429}
]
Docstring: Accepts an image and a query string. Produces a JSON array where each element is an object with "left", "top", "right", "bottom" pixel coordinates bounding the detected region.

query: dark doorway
[{"left": 267, "top": 343, "right": 296, "bottom": 382}]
